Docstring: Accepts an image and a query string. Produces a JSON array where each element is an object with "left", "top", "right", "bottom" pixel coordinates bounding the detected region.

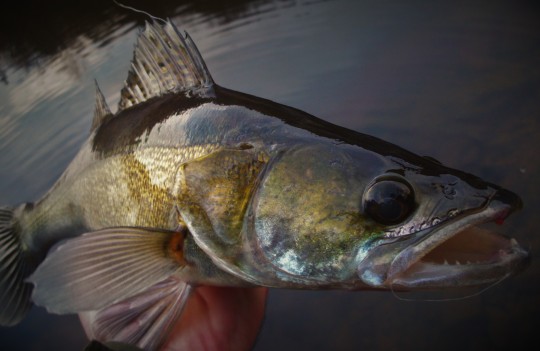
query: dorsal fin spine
[
  {"left": 133, "top": 39, "right": 161, "bottom": 97},
  {"left": 138, "top": 33, "right": 167, "bottom": 92},
  {"left": 184, "top": 32, "right": 213, "bottom": 86},
  {"left": 130, "top": 59, "right": 151, "bottom": 100},
  {"left": 117, "top": 20, "right": 215, "bottom": 111},
  {"left": 150, "top": 25, "right": 185, "bottom": 85}
]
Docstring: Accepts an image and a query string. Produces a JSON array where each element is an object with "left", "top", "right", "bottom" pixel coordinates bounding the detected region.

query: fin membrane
[
  {"left": 92, "top": 81, "right": 113, "bottom": 132},
  {"left": 0, "top": 207, "right": 32, "bottom": 326},
  {"left": 83, "top": 276, "right": 192, "bottom": 351},
  {"left": 118, "top": 20, "right": 214, "bottom": 111},
  {"left": 29, "top": 227, "right": 186, "bottom": 314}
]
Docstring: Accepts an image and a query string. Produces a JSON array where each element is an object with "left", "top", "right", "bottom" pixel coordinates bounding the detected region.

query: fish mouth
[{"left": 358, "top": 189, "right": 529, "bottom": 289}]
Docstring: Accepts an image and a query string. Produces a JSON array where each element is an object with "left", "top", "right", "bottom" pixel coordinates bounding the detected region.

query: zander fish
[{"left": 0, "top": 21, "right": 528, "bottom": 350}]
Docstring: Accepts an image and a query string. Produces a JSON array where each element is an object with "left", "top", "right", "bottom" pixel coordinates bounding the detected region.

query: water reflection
[
  {"left": 1, "top": 0, "right": 539, "bottom": 350},
  {"left": 0, "top": 0, "right": 293, "bottom": 78}
]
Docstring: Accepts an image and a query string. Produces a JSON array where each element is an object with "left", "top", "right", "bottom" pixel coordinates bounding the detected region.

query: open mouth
[
  {"left": 389, "top": 225, "right": 527, "bottom": 289},
  {"left": 357, "top": 189, "right": 528, "bottom": 289},
  {"left": 386, "top": 191, "right": 528, "bottom": 289},
  {"left": 420, "top": 225, "right": 518, "bottom": 266}
]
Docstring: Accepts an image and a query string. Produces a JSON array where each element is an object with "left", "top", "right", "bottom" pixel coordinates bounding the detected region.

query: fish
[{"left": 0, "top": 20, "right": 528, "bottom": 350}]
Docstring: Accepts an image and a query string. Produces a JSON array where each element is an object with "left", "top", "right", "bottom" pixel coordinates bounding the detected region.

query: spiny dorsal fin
[
  {"left": 92, "top": 81, "right": 113, "bottom": 131},
  {"left": 118, "top": 20, "right": 214, "bottom": 111}
]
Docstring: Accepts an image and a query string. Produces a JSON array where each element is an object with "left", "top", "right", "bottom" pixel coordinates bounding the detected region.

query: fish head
[{"left": 250, "top": 141, "right": 528, "bottom": 290}]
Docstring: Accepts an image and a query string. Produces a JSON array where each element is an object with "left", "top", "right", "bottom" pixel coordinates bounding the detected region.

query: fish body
[{"left": 0, "top": 21, "right": 528, "bottom": 350}]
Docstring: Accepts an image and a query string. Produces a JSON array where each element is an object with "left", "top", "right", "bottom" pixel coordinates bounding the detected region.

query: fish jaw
[{"left": 357, "top": 188, "right": 528, "bottom": 289}]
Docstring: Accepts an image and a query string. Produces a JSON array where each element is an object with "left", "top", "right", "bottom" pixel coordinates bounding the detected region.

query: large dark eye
[{"left": 363, "top": 178, "right": 416, "bottom": 225}]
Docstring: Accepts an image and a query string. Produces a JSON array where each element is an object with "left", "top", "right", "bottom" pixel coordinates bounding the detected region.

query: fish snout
[{"left": 492, "top": 187, "right": 523, "bottom": 213}]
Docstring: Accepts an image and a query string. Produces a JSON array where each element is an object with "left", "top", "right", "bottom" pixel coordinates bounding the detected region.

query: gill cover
[
  {"left": 176, "top": 146, "right": 271, "bottom": 282},
  {"left": 251, "top": 144, "right": 386, "bottom": 285}
]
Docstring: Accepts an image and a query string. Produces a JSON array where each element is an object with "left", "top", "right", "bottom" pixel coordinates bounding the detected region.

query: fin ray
[
  {"left": 82, "top": 276, "right": 192, "bottom": 351},
  {"left": 29, "top": 227, "right": 185, "bottom": 314},
  {"left": 118, "top": 21, "right": 214, "bottom": 111},
  {"left": 92, "top": 81, "right": 113, "bottom": 131}
]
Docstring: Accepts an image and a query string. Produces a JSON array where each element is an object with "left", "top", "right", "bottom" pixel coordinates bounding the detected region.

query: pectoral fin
[{"left": 28, "top": 227, "right": 187, "bottom": 314}]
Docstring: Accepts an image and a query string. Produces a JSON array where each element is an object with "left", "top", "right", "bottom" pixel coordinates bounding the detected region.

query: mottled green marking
[{"left": 122, "top": 154, "right": 176, "bottom": 228}]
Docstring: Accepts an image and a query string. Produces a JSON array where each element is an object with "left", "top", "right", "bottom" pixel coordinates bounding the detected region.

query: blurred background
[{"left": 1, "top": 0, "right": 539, "bottom": 350}]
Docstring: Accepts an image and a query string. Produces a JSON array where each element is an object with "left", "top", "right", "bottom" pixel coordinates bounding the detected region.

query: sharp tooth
[
  {"left": 455, "top": 260, "right": 461, "bottom": 265},
  {"left": 510, "top": 238, "right": 518, "bottom": 246},
  {"left": 467, "top": 260, "right": 471, "bottom": 265},
  {"left": 444, "top": 259, "right": 449, "bottom": 265}
]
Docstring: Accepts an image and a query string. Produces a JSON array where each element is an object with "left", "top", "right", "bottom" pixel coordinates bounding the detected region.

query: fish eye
[{"left": 363, "top": 177, "right": 416, "bottom": 225}]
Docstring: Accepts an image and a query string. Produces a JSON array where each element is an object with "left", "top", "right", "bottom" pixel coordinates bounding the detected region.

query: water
[{"left": 1, "top": 0, "right": 539, "bottom": 349}]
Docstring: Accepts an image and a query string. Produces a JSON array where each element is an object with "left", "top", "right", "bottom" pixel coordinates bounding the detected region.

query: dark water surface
[{"left": 1, "top": 0, "right": 539, "bottom": 350}]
